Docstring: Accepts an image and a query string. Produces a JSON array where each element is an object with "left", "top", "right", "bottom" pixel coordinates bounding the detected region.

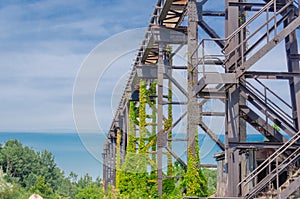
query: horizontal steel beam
[
  {"left": 168, "top": 138, "right": 187, "bottom": 141},
  {"left": 162, "top": 101, "right": 187, "bottom": 105},
  {"left": 202, "top": 11, "right": 225, "bottom": 17},
  {"left": 229, "top": 2, "right": 267, "bottom": 7},
  {"left": 230, "top": 141, "right": 300, "bottom": 149},
  {"left": 199, "top": 58, "right": 224, "bottom": 65},
  {"left": 172, "top": 66, "right": 187, "bottom": 69},
  {"left": 198, "top": 164, "right": 217, "bottom": 168},
  {"left": 228, "top": 2, "right": 286, "bottom": 8},
  {"left": 151, "top": 26, "right": 187, "bottom": 44},
  {"left": 194, "top": 73, "right": 237, "bottom": 95},
  {"left": 244, "top": 71, "right": 300, "bottom": 79},
  {"left": 197, "top": 89, "right": 226, "bottom": 99},
  {"left": 201, "top": 112, "right": 225, "bottom": 116}
]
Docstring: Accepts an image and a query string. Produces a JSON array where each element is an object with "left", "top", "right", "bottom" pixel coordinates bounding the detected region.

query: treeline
[
  {"left": 0, "top": 139, "right": 217, "bottom": 199},
  {"left": 0, "top": 139, "right": 105, "bottom": 199}
]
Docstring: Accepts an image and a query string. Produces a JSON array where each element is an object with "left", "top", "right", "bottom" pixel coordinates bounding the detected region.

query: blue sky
[
  {"left": 0, "top": 0, "right": 296, "bottom": 179},
  {"left": 0, "top": 0, "right": 291, "bottom": 133},
  {"left": 0, "top": 0, "right": 155, "bottom": 133}
]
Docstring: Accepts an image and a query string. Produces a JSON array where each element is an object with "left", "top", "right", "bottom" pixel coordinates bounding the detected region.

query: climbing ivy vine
[
  {"left": 149, "top": 81, "right": 157, "bottom": 172},
  {"left": 117, "top": 78, "right": 210, "bottom": 198},
  {"left": 183, "top": 133, "right": 208, "bottom": 197},
  {"left": 115, "top": 129, "right": 121, "bottom": 189}
]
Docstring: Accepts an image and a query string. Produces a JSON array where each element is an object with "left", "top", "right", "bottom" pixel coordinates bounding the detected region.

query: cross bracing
[{"left": 102, "top": 0, "right": 300, "bottom": 198}]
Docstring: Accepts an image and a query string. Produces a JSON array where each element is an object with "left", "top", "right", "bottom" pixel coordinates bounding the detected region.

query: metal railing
[
  {"left": 197, "top": 38, "right": 226, "bottom": 76},
  {"left": 245, "top": 79, "right": 294, "bottom": 127},
  {"left": 241, "top": 81, "right": 298, "bottom": 138},
  {"left": 223, "top": 0, "right": 295, "bottom": 71},
  {"left": 192, "top": 0, "right": 296, "bottom": 78},
  {"left": 238, "top": 130, "right": 300, "bottom": 198}
]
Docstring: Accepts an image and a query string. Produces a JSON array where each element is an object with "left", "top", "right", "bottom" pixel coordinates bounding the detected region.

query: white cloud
[{"left": 0, "top": 0, "right": 155, "bottom": 132}]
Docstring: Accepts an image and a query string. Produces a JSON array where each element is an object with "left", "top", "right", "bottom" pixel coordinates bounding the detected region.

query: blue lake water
[
  {"left": 0, "top": 132, "right": 264, "bottom": 179},
  {"left": 0, "top": 132, "right": 104, "bottom": 180}
]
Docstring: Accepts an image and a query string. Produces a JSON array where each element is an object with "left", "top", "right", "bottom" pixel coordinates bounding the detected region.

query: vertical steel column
[
  {"left": 225, "top": 0, "right": 245, "bottom": 197},
  {"left": 120, "top": 107, "right": 127, "bottom": 164},
  {"left": 151, "top": 84, "right": 157, "bottom": 172},
  {"left": 187, "top": 0, "right": 199, "bottom": 159},
  {"left": 108, "top": 143, "right": 112, "bottom": 185},
  {"left": 107, "top": 143, "right": 111, "bottom": 185},
  {"left": 102, "top": 151, "right": 106, "bottom": 189},
  {"left": 111, "top": 140, "right": 116, "bottom": 186},
  {"left": 284, "top": 0, "right": 300, "bottom": 130},
  {"left": 118, "top": 117, "right": 124, "bottom": 164},
  {"left": 167, "top": 50, "right": 173, "bottom": 177},
  {"left": 157, "top": 42, "right": 165, "bottom": 196},
  {"left": 121, "top": 116, "right": 126, "bottom": 164},
  {"left": 122, "top": 105, "right": 129, "bottom": 163}
]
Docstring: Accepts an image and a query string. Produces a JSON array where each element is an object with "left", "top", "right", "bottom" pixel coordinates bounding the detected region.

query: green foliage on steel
[
  {"left": 139, "top": 80, "right": 147, "bottom": 152},
  {"left": 118, "top": 81, "right": 157, "bottom": 197},
  {"left": 127, "top": 101, "right": 136, "bottom": 153},
  {"left": 149, "top": 81, "right": 157, "bottom": 172},
  {"left": 182, "top": 133, "right": 208, "bottom": 197},
  {"left": 115, "top": 129, "right": 121, "bottom": 189},
  {"left": 119, "top": 79, "right": 212, "bottom": 198}
]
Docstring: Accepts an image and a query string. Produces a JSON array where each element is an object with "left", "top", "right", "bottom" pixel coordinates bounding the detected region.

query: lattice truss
[{"left": 102, "top": 0, "right": 300, "bottom": 198}]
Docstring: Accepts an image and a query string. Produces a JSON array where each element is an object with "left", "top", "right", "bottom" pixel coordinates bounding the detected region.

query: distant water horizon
[
  {"left": 0, "top": 132, "right": 104, "bottom": 180},
  {"left": 0, "top": 132, "right": 265, "bottom": 179}
]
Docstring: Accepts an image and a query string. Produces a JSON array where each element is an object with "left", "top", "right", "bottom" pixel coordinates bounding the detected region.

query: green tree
[
  {"left": 0, "top": 168, "right": 14, "bottom": 199},
  {"left": 77, "top": 173, "right": 93, "bottom": 188},
  {"left": 0, "top": 140, "right": 72, "bottom": 198},
  {"left": 56, "top": 177, "right": 77, "bottom": 198},
  {"left": 29, "top": 176, "right": 54, "bottom": 199},
  {"left": 0, "top": 140, "right": 39, "bottom": 187},
  {"left": 38, "top": 150, "right": 61, "bottom": 189},
  {"left": 202, "top": 168, "right": 217, "bottom": 195},
  {"left": 69, "top": 171, "right": 78, "bottom": 183},
  {"left": 75, "top": 185, "right": 104, "bottom": 199}
]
